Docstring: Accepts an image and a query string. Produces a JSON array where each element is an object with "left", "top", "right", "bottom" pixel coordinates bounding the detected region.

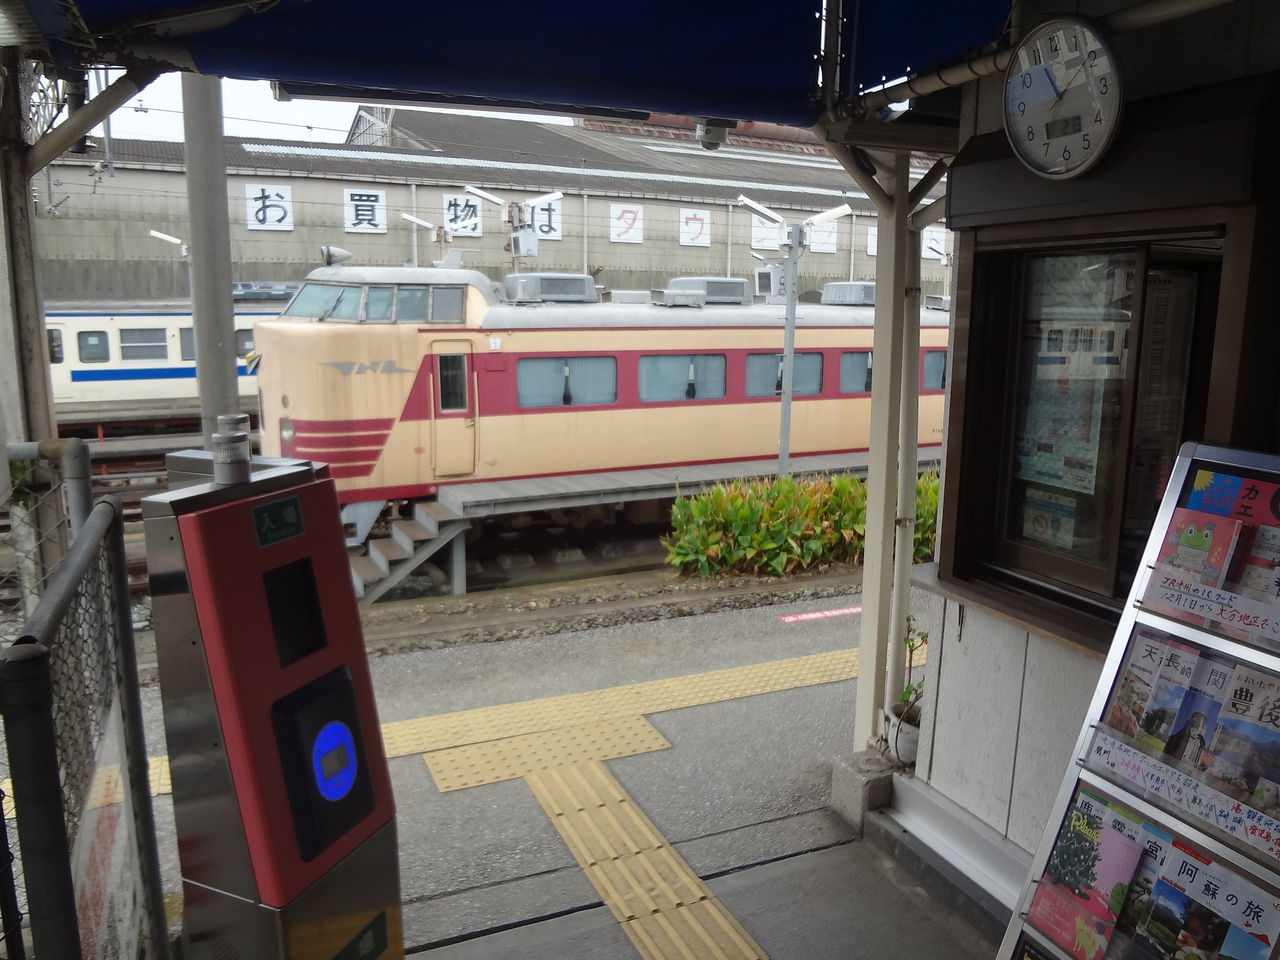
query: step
[
  {"left": 391, "top": 518, "right": 433, "bottom": 552},
  {"left": 349, "top": 555, "right": 383, "bottom": 596},
  {"left": 367, "top": 537, "right": 411, "bottom": 574},
  {"left": 415, "top": 500, "right": 463, "bottom": 532}
]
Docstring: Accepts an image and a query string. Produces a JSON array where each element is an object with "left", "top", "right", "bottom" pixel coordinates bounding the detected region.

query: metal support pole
[
  {"left": 181, "top": 74, "right": 238, "bottom": 445},
  {"left": 854, "top": 152, "right": 909, "bottom": 750},
  {"left": 777, "top": 223, "right": 803, "bottom": 475},
  {"left": 450, "top": 536, "right": 467, "bottom": 595},
  {"left": 886, "top": 227, "right": 922, "bottom": 710},
  {"left": 409, "top": 183, "right": 419, "bottom": 267},
  {"left": 0, "top": 642, "right": 82, "bottom": 959}
]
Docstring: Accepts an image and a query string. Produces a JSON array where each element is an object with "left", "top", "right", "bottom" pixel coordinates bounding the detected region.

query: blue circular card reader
[{"left": 311, "top": 720, "right": 358, "bottom": 802}]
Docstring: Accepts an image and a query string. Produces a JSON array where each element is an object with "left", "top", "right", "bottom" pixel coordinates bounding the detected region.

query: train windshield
[{"left": 288, "top": 283, "right": 362, "bottom": 321}]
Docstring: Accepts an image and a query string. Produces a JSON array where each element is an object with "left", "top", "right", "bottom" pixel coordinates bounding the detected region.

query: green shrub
[{"left": 664, "top": 471, "right": 938, "bottom": 578}]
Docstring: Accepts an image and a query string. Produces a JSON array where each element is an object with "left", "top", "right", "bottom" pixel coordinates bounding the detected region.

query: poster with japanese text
[
  {"left": 525, "top": 198, "right": 562, "bottom": 241},
  {"left": 442, "top": 193, "right": 483, "bottom": 236},
  {"left": 806, "top": 218, "right": 837, "bottom": 254},
  {"left": 609, "top": 203, "right": 643, "bottom": 243},
  {"left": 749, "top": 213, "right": 782, "bottom": 250},
  {"left": 244, "top": 183, "right": 293, "bottom": 231},
  {"left": 679, "top": 208, "right": 711, "bottom": 247},
  {"left": 343, "top": 187, "right": 386, "bottom": 234}
]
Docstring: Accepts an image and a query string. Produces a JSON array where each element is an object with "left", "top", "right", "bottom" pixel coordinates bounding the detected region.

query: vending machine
[{"left": 143, "top": 418, "right": 402, "bottom": 959}]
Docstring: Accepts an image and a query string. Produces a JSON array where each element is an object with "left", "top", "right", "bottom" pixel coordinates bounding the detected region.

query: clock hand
[{"left": 1043, "top": 65, "right": 1061, "bottom": 99}]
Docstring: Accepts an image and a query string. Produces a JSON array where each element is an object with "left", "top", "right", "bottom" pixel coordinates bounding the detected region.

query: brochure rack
[{"left": 1000, "top": 443, "right": 1280, "bottom": 960}]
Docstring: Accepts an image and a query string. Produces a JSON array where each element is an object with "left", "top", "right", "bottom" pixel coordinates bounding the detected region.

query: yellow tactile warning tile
[
  {"left": 624, "top": 898, "right": 767, "bottom": 960},
  {"left": 425, "top": 715, "right": 669, "bottom": 791},
  {"left": 382, "top": 647, "right": 861, "bottom": 757}
]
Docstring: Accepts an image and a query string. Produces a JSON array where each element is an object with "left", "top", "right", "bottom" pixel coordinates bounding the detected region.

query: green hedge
[{"left": 664, "top": 472, "right": 939, "bottom": 578}]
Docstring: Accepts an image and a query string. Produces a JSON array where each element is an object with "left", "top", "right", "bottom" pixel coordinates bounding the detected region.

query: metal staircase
[{"left": 349, "top": 500, "right": 469, "bottom": 604}]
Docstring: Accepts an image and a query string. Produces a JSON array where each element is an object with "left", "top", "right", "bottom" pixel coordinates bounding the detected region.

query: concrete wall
[{"left": 32, "top": 161, "right": 953, "bottom": 300}]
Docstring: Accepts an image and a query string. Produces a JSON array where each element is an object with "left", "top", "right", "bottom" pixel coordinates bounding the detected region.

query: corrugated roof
[{"left": 65, "top": 110, "right": 945, "bottom": 215}]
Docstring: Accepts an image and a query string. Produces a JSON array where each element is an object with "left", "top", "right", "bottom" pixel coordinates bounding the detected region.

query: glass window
[
  {"left": 746, "top": 352, "right": 823, "bottom": 397},
  {"left": 180, "top": 328, "right": 195, "bottom": 361},
  {"left": 438, "top": 355, "right": 468, "bottom": 412},
  {"left": 78, "top": 330, "right": 109, "bottom": 363},
  {"left": 47, "top": 329, "right": 63, "bottom": 364},
  {"left": 839, "top": 351, "right": 872, "bottom": 394},
  {"left": 517, "top": 356, "right": 617, "bottom": 407},
  {"left": 923, "top": 350, "right": 947, "bottom": 391},
  {"left": 235, "top": 330, "right": 255, "bottom": 358},
  {"left": 396, "top": 288, "right": 429, "bottom": 322},
  {"left": 431, "top": 287, "right": 465, "bottom": 323},
  {"left": 288, "top": 282, "right": 352, "bottom": 318},
  {"left": 120, "top": 328, "right": 167, "bottom": 360},
  {"left": 639, "top": 354, "right": 727, "bottom": 402},
  {"left": 366, "top": 287, "right": 394, "bottom": 321}
]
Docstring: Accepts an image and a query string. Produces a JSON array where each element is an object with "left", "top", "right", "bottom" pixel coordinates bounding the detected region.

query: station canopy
[{"left": 6, "top": 0, "right": 1009, "bottom": 127}]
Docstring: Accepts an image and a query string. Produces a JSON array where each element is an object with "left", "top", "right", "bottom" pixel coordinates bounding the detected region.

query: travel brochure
[
  {"left": 1140, "top": 470, "right": 1280, "bottom": 651},
  {"left": 1024, "top": 785, "right": 1280, "bottom": 960}
]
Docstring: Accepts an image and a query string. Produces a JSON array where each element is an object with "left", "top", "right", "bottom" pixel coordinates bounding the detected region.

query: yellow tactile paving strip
[{"left": 37, "top": 642, "right": 923, "bottom": 960}]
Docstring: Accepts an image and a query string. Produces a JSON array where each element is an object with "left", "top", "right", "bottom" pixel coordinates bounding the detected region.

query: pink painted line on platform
[{"left": 777, "top": 606, "right": 862, "bottom": 624}]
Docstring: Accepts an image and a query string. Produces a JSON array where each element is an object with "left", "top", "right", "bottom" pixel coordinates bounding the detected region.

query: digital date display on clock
[{"left": 1045, "top": 116, "right": 1082, "bottom": 140}]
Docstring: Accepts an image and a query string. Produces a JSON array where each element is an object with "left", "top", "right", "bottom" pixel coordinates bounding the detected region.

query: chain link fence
[{"left": 1, "top": 441, "right": 166, "bottom": 958}]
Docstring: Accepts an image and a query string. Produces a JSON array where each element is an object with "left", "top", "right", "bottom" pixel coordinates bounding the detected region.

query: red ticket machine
[{"left": 144, "top": 437, "right": 402, "bottom": 960}]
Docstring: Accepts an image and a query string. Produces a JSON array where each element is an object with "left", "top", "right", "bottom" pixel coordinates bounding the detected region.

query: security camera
[{"left": 693, "top": 117, "right": 734, "bottom": 151}]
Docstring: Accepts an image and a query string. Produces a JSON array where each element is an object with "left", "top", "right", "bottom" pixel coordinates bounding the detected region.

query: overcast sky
[{"left": 91, "top": 71, "right": 570, "bottom": 143}]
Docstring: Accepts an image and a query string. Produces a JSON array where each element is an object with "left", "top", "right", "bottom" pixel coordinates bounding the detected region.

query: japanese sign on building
[
  {"left": 806, "top": 218, "right": 839, "bottom": 254},
  {"left": 442, "top": 194, "right": 483, "bottom": 236},
  {"left": 921, "top": 225, "right": 947, "bottom": 260},
  {"left": 245, "top": 183, "right": 293, "bottom": 231},
  {"left": 609, "top": 203, "right": 644, "bottom": 243},
  {"left": 524, "top": 198, "right": 563, "bottom": 241},
  {"left": 343, "top": 188, "right": 387, "bottom": 234},
  {"left": 749, "top": 213, "right": 783, "bottom": 250},
  {"left": 679, "top": 208, "right": 711, "bottom": 247}
]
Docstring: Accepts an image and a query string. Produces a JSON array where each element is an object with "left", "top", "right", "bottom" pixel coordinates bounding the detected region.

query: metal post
[
  {"left": 887, "top": 227, "right": 922, "bottom": 709},
  {"left": 409, "top": 183, "right": 419, "bottom": 267},
  {"left": 854, "top": 152, "right": 909, "bottom": 750},
  {"left": 0, "top": 641, "right": 82, "bottom": 959},
  {"left": 182, "top": 74, "right": 239, "bottom": 446},
  {"left": 450, "top": 537, "right": 467, "bottom": 595},
  {"left": 777, "top": 223, "right": 803, "bottom": 475}
]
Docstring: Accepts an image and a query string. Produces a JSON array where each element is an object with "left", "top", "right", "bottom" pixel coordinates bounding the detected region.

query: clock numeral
[
  {"left": 1018, "top": 101, "right": 1026, "bottom": 116},
  {"left": 1095, "top": 110, "right": 1103, "bottom": 124},
  {"left": 1032, "top": 48, "right": 1042, "bottom": 65},
  {"left": 1062, "top": 147, "right": 1072, "bottom": 162},
  {"left": 1049, "top": 35, "right": 1060, "bottom": 53},
  {"left": 1027, "top": 125, "right": 1035, "bottom": 141},
  {"left": 1022, "top": 72, "right": 1033, "bottom": 89},
  {"left": 1099, "top": 77, "right": 1109, "bottom": 95},
  {"left": 1082, "top": 133, "right": 1091, "bottom": 150},
  {"left": 1043, "top": 142, "right": 1050, "bottom": 157},
  {"left": 1088, "top": 49, "right": 1097, "bottom": 65}
]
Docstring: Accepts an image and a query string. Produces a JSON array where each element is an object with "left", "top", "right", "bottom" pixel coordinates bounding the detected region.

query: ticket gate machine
[{"left": 143, "top": 433, "right": 403, "bottom": 959}]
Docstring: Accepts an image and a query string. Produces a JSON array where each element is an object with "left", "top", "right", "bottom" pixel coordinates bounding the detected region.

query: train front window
[
  {"left": 431, "top": 288, "right": 465, "bottom": 323},
  {"left": 77, "top": 331, "right": 109, "bottom": 363},
  {"left": 288, "top": 283, "right": 346, "bottom": 318},
  {"left": 396, "top": 288, "right": 428, "bottom": 322},
  {"left": 746, "top": 353, "right": 823, "bottom": 397},
  {"left": 366, "top": 287, "right": 394, "bottom": 321},
  {"left": 639, "top": 355, "right": 726, "bottom": 402}
]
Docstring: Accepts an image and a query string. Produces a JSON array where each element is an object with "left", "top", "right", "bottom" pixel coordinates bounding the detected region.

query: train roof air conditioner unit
[
  {"left": 666, "top": 276, "right": 750, "bottom": 305},
  {"left": 820, "top": 281, "right": 875, "bottom": 306},
  {"left": 503, "top": 273, "right": 599, "bottom": 303},
  {"left": 651, "top": 288, "right": 706, "bottom": 307}
]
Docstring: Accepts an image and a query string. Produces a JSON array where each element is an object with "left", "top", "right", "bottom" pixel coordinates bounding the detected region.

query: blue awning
[{"left": 15, "top": 0, "right": 1009, "bottom": 126}]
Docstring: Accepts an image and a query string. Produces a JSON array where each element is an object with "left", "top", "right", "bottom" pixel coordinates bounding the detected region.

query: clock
[{"left": 1003, "top": 17, "right": 1123, "bottom": 179}]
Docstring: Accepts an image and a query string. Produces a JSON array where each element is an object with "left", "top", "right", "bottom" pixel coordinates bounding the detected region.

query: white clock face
[{"left": 1004, "top": 18, "right": 1121, "bottom": 179}]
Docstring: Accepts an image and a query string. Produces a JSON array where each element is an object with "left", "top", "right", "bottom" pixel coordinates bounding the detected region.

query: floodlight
[
  {"left": 449, "top": 216, "right": 480, "bottom": 232},
  {"left": 802, "top": 203, "right": 852, "bottom": 227},
  {"left": 319, "top": 245, "right": 353, "bottom": 266},
  {"left": 525, "top": 190, "right": 563, "bottom": 206},
  {"left": 463, "top": 184, "right": 505, "bottom": 206},
  {"left": 401, "top": 213, "right": 434, "bottom": 230},
  {"left": 149, "top": 229, "right": 184, "bottom": 246},
  {"left": 736, "top": 194, "right": 784, "bottom": 224}
]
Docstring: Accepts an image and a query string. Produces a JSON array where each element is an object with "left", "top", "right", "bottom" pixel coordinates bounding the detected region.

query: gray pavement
[{"left": 139, "top": 587, "right": 1001, "bottom": 958}]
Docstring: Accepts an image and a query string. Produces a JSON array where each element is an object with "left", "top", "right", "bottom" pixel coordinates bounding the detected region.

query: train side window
[
  {"left": 366, "top": 287, "right": 394, "bottom": 321},
  {"left": 180, "top": 328, "right": 196, "bottom": 361},
  {"left": 431, "top": 287, "right": 465, "bottom": 323},
  {"left": 77, "top": 330, "right": 110, "bottom": 363},
  {"left": 745, "top": 352, "right": 823, "bottom": 397},
  {"left": 235, "top": 330, "right": 255, "bottom": 358},
  {"left": 47, "top": 329, "right": 64, "bottom": 364},
  {"left": 396, "top": 288, "right": 429, "bottom": 322},
  {"left": 639, "top": 354, "right": 726, "bottom": 402},
  {"left": 438, "top": 355, "right": 468, "bottom": 411},
  {"left": 120, "top": 328, "right": 168, "bottom": 360},
  {"left": 923, "top": 350, "right": 947, "bottom": 391},
  {"left": 839, "top": 351, "right": 873, "bottom": 394},
  {"left": 517, "top": 356, "right": 617, "bottom": 407}
]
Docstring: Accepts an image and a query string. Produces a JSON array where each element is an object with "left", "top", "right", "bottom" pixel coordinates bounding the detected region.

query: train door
[{"left": 430, "top": 340, "right": 476, "bottom": 477}]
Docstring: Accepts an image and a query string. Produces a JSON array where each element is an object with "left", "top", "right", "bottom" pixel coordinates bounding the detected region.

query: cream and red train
[{"left": 252, "top": 266, "right": 950, "bottom": 538}]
